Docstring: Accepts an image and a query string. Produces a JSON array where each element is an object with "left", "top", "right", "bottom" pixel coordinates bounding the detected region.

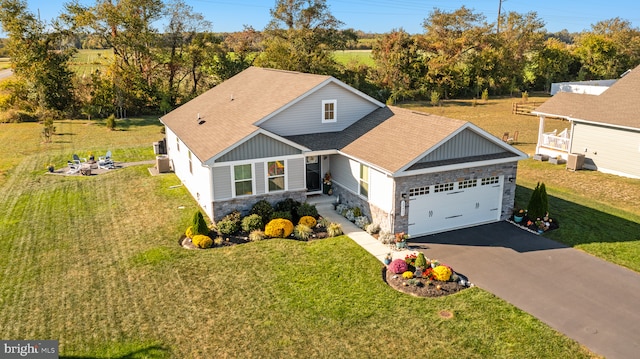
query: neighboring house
[
  {"left": 550, "top": 79, "right": 616, "bottom": 95},
  {"left": 533, "top": 65, "right": 640, "bottom": 179},
  {"left": 160, "top": 67, "right": 528, "bottom": 237}
]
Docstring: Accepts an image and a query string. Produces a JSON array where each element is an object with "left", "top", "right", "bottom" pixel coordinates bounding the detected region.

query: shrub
[
  {"left": 327, "top": 222, "right": 343, "bottom": 237},
  {"left": 191, "top": 211, "right": 209, "bottom": 236},
  {"left": 336, "top": 204, "right": 349, "bottom": 215},
  {"left": 298, "top": 216, "right": 317, "bottom": 228},
  {"left": 414, "top": 252, "right": 427, "bottom": 269},
  {"left": 378, "top": 230, "right": 394, "bottom": 244},
  {"left": 270, "top": 210, "right": 293, "bottom": 222},
  {"left": 388, "top": 259, "right": 408, "bottom": 274},
  {"left": 105, "top": 114, "right": 116, "bottom": 130},
  {"left": 241, "top": 214, "right": 263, "bottom": 232},
  {"left": 275, "top": 198, "right": 301, "bottom": 221},
  {"left": 345, "top": 209, "right": 355, "bottom": 222},
  {"left": 222, "top": 210, "right": 241, "bottom": 224},
  {"left": 217, "top": 219, "right": 239, "bottom": 235},
  {"left": 192, "top": 235, "right": 213, "bottom": 249},
  {"left": 402, "top": 271, "right": 414, "bottom": 279},
  {"left": 185, "top": 226, "right": 195, "bottom": 239},
  {"left": 366, "top": 222, "right": 380, "bottom": 234},
  {"left": 433, "top": 266, "right": 452, "bottom": 281},
  {"left": 316, "top": 217, "right": 329, "bottom": 228},
  {"left": 481, "top": 88, "right": 489, "bottom": 102},
  {"left": 265, "top": 218, "right": 294, "bottom": 238},
  {"left": 354, "top": 216, "right": 370, "bottom": 230},
  {"left": 352, "top": 207, "right": 362, "bottom": 217},
  {"left": 522, "top": 90, "right": 529, "bottom": 103},
  {"left": 296, "top": 202, "right": 318, "bottom": 218},
  {"left": 430, "top": 90, "right": 440, "bottom": 106},
  {"left": 250, "top": 200, "right": 273, "bottom": 225},
  {"left": 294, "top": 224, "right": 313, "bottom": 241},
  {"left": 249, "top": 230, "right": 265, "bottom": 242},
  {"left": 213, "top": 236, "right": 224, "bottom": 246},
  {"left": 527, "top": 182, "right": 549, "bottom": 220}
]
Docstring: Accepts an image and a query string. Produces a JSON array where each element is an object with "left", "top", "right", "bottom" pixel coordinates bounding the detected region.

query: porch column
[{"left": 536, "top": 115, "right": 545, "bottom": 154}]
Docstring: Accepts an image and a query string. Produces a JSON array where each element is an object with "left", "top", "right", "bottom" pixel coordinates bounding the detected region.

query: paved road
[
  {"left": 0, "top": 69, "right": 12, "bottom": 80},
  {"left": 411, "top": 222, "right": 640, "bottom": 359}
]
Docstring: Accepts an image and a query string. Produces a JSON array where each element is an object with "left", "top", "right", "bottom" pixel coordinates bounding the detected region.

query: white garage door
[{"left": 407, "top": 176, "right": 503, "bottom": 236}]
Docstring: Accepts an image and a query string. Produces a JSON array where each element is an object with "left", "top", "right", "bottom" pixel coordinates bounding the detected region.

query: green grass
[
  {"left": 0, "top": 106, "right": 627, "bottom": 357},
  {"left": 333, "top": 49, "right": 374, "bottom": 67},
  {"left": 0, "top": 57, "right": 10, "bottom": 70},
  {"left": 400, "top": 97, "right": 640, "bottom": 272},
  {"left": 70, "top": 49, "right": 113, "bottom": 76}
]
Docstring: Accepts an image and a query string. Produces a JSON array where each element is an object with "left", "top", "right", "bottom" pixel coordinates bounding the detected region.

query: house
[
  {"left": 160, "top": 67, "right": 528, "bottom": 236},
  {"left": 533, "top": 65, "right": 640, "bottom": 179}
]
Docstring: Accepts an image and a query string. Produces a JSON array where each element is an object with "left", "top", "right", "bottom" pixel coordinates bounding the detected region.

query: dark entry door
[{"left": 306, "top": 156, "right": 321, "bottom": 192}]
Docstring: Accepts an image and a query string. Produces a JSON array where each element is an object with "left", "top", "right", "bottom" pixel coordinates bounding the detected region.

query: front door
[{"left": 306, "top": 156, "right": 321, "bottom": 192}]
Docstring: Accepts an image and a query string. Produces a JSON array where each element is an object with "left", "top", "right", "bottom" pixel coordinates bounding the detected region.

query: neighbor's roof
[
  {"left": 534, "top": 65, "right": 640, "bottom": 130},
  {"left": 160, "top": 67, "right": 332, "bottom": 162}
]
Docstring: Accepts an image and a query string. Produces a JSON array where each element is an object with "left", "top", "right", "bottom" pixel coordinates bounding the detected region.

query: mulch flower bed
[
  {"left": 384, "top": 268, "right": 469, "bottom": 298},
  {"left": 509, "top": 213, "right": 560, "bottom": 234}
]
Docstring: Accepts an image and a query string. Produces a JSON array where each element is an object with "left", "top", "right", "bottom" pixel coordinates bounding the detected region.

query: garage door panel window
[
  {"left": 409, "top": 186, "right": 430, "bottom": 197},
  {"left": 458, "top": 179, "right": 477, "bottom": 189},
  {"left": 434, "top": 183, "right": 454, "bottom": 193},
  {"left": 481, "top": 176, "right": 500, "bottom": 185}
]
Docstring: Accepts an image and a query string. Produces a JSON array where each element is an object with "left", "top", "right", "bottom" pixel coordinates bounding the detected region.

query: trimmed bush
[
  {"left": 317, "top": 217, "right": 329, "bottom": 229},
  {"left": 191, "top": 211, "right": 209, "bottom": 236},
  {"left": 296, "top": 202, "right": 318, "bottom": 219},
  {"left": 270, "top": 210, "right": 293, "bottom": 222},
  {"left": 366, "top": 223, "right": 380, "bottom": 235},
  {"left": 433, "top": 266, "right": 452, "bottom": 281},
  {"left": 275, "top": 198, "right": 301, "bottom": 221},
  {"left": 354, "top": 216, "right": 370, "bottom": 230},
  {"left": 298, "top": 216, "right": 317, "bottom": 228},
  {"left": 192, "top": 235, "right": 213, "bottom": 249},
  {"left": 388, "top": 259, "right": 408, "bottom": 274},
  {"left": 185, "top": 226, "right": 195, "bottom": 239},
  {"left": 414, "top": 252, "right": 427, "bottom": 269},
  {"left": 294, "top": 224, "right": 313, "bottom": 241},
  {"left": 213, "top": 236, "right": 224, "bottom": 246},
  {"left": 265, "top": 218, "right": 294, "bottom": 238},
  {"left": 327, "top": 222, "right": 343, "bottom": 237},
  {"left": 217, "top": 219, "right": 239, "bottom": 235},
  {"left": 345, "top": 209, "right": 355, "bottom": 222},
  {"left": 352, "top": 207, "right": 362, "bottom": 217},
  {"left": 241, "top": 214, "right": 263, "bottom": 232},
  {"left": 527, "top": 182, "right": 549, "bottom": 219},
  {"left": 250, "top": 200, "right": 273, "bottom": 226},
  {"left": 249, "top": 230, "right": 265, "bottom": 242},
  {"left": 378, "top": 231, "right": 394, "bottom": 244}
]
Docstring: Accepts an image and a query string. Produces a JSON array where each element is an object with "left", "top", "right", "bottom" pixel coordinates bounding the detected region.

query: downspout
[
  {"left": 536, "top": 115, "right": 545, "bottom": 154},
  {"left": 568, "top": 118, "right": 576, "bottom": 154}
]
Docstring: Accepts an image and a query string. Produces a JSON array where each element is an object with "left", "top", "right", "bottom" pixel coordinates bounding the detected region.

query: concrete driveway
[{"left": 410, "top": 222, "right": 640, "bottom": 359}]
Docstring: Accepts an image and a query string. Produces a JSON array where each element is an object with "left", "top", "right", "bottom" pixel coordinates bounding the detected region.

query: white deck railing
[{"left": 541, "top": 133, "right": 570, "bottom": 150}]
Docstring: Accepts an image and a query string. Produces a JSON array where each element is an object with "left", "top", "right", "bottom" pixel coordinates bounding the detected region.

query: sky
[{"left": 22, "top": 0, "right": 640, "bottom": 34}]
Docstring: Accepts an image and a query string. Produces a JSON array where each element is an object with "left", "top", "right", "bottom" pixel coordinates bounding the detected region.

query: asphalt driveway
[{"left": 410, "top": 222, "right": 640, "bottom": 359}]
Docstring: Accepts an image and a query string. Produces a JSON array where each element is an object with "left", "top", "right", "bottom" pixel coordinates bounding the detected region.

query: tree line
[{"left": 1, "top": 0, "right": 639, "bottom": 124}]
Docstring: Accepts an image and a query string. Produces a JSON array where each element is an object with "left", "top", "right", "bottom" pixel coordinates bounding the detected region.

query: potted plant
[
  {"left": 394, "top": 232, "right": 409, "bottom": 249},
  {"left": 383, "top": 253, "right": 392, "bottom": 265},
  {"left": 513, "top": 208, "right": 525, "bottom": 223},
  {"left": 322, "top": 172, "right": 333, "bottom": 195}
]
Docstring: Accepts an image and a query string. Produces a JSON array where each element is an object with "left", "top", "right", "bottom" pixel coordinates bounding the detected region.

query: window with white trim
[
  {"left": 188, "top": 150, "right": 192, "bottom": 174},
  {"left": 234, "top": 164, "right": 253, "bottom": 196},
  {"left": 176, "top": 137, "right": 180, "bottom": 151},
  {"left": 267, "top": 160, "right": 285, "bottom": 192},
  {"left": 359, "top": 164, "right": 369, "bottom": 198},
  {"left": 322, "top": 99, "right": 337, "bottom": 123}
]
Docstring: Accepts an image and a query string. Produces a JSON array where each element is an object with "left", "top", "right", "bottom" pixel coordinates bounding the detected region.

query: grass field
[
  {"left": 3, "top": 96, "right": 639, "bottom": 357},
  {"left": 70, "top": 49, "right": 113, "bottom": 76},
  {"left": 333, "top": 49, "right": 374, "bottom": 67}
]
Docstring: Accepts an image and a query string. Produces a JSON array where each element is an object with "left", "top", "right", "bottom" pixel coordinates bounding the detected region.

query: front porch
[{"left": 535, "top": 116, "right": 572, "bottom": 160}]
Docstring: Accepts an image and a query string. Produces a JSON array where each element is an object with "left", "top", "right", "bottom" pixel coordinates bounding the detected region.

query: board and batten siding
[
  {"left": 216, "top": 133, "right": 302, "bottom": 163},
  {"left": 287, "top": 157, "right": 306, "bottom": 190},
  {"left": 571, "top": 123, "right": 640, "bottom": 178},
  {"left": 416, "top": 128, "right": 506, "bottom": 164},
  {"left": 259, "top": 82, "right": 380, "bottom": 136},
  {"left": 212, "top": 166, "right": 232, "bottom": 200}
]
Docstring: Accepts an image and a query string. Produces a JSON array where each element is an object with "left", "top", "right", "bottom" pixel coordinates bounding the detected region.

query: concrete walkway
[
  {"left": 311, "top": 197, "right": 640, "bottom": 358},
  {"left": 410, "top": 221, "right": 640, "bottom": 359}
]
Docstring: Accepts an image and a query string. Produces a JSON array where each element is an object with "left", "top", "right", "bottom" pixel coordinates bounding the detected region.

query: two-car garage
[{"left": 407, "top": 176, "right": 504, "bottom": 236}]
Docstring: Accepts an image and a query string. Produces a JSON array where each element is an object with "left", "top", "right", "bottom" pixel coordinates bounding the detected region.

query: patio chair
[
  {"left": 98, "top": 150, "right": 114, "bottom": 169},
  {"left": 501, "top": 132, "right": 509, "bottom": 142},
  {"left": 73, "top": 154, "right": 87, "bottom": 163},
  {"left": 507, "top": 131, "right": 519, "bottom": 144},
  {"left": 66, "top": 160, "right": 81, "bottom": 174}
]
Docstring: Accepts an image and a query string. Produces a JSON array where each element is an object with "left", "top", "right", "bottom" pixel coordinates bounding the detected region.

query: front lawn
[{"left": 0, "top": 117, "right": 602, "bottom": 357}]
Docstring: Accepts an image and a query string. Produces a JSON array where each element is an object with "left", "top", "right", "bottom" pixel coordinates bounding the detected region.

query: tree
[
  {"left": 255, "top": 0, "right": 353, "bottom": 75},
  {"left": 0, "top": 0, "right": 75, "bottom": 119},
  {"left": 529, "top": 38, "right": 578, "bottom": 91}
]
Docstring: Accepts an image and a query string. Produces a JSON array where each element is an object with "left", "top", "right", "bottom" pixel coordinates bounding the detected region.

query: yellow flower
[{"left": 402, "top": 271, "right": 414, "bottom": 279}]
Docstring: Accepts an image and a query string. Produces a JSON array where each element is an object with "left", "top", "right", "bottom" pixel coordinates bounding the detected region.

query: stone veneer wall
[
  {"left": 392, "top": 162, "right": 519, "bottom": 234},
  {"left": 331, "top": 185, "right": 392, "bottom": 233},
  {"left": 210, "top": 190, "right": 307, "bottom": 222}
]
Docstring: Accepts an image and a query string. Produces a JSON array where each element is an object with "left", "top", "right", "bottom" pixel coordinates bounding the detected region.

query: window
[
  {"left": 458, "top": 179, "right": 477, "bottom": 189},
  {"left": 322, "top": 100, "right": 337, "bottom": 123},
  {"left": 359, "top": 164, "right": 369, "bottom": 198},
  {"left": 176, "top": 137, "right": 180, "bottom": 151},
  {"left": 234, "top": 164, "right": 253, "bottom": 196},
  {"left": 481, "top": 176, "right": 500, "bottom": 185},
  {"left": 267, "top": 160, "right": 285, "bottom": 192},
  {"left": 409, "top": 186, "right": 430, "bottom": 197},
  {"left": 434, "top": 183, "right": 454, "bottom": 193},
  {"left": 188, "top": 150, "right": 193, "bottom": 174}
]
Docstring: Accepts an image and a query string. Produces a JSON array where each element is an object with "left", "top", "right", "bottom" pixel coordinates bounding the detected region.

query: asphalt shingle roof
[{"left": 534, "top": 65, "right": 640, "bottom": 130}]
